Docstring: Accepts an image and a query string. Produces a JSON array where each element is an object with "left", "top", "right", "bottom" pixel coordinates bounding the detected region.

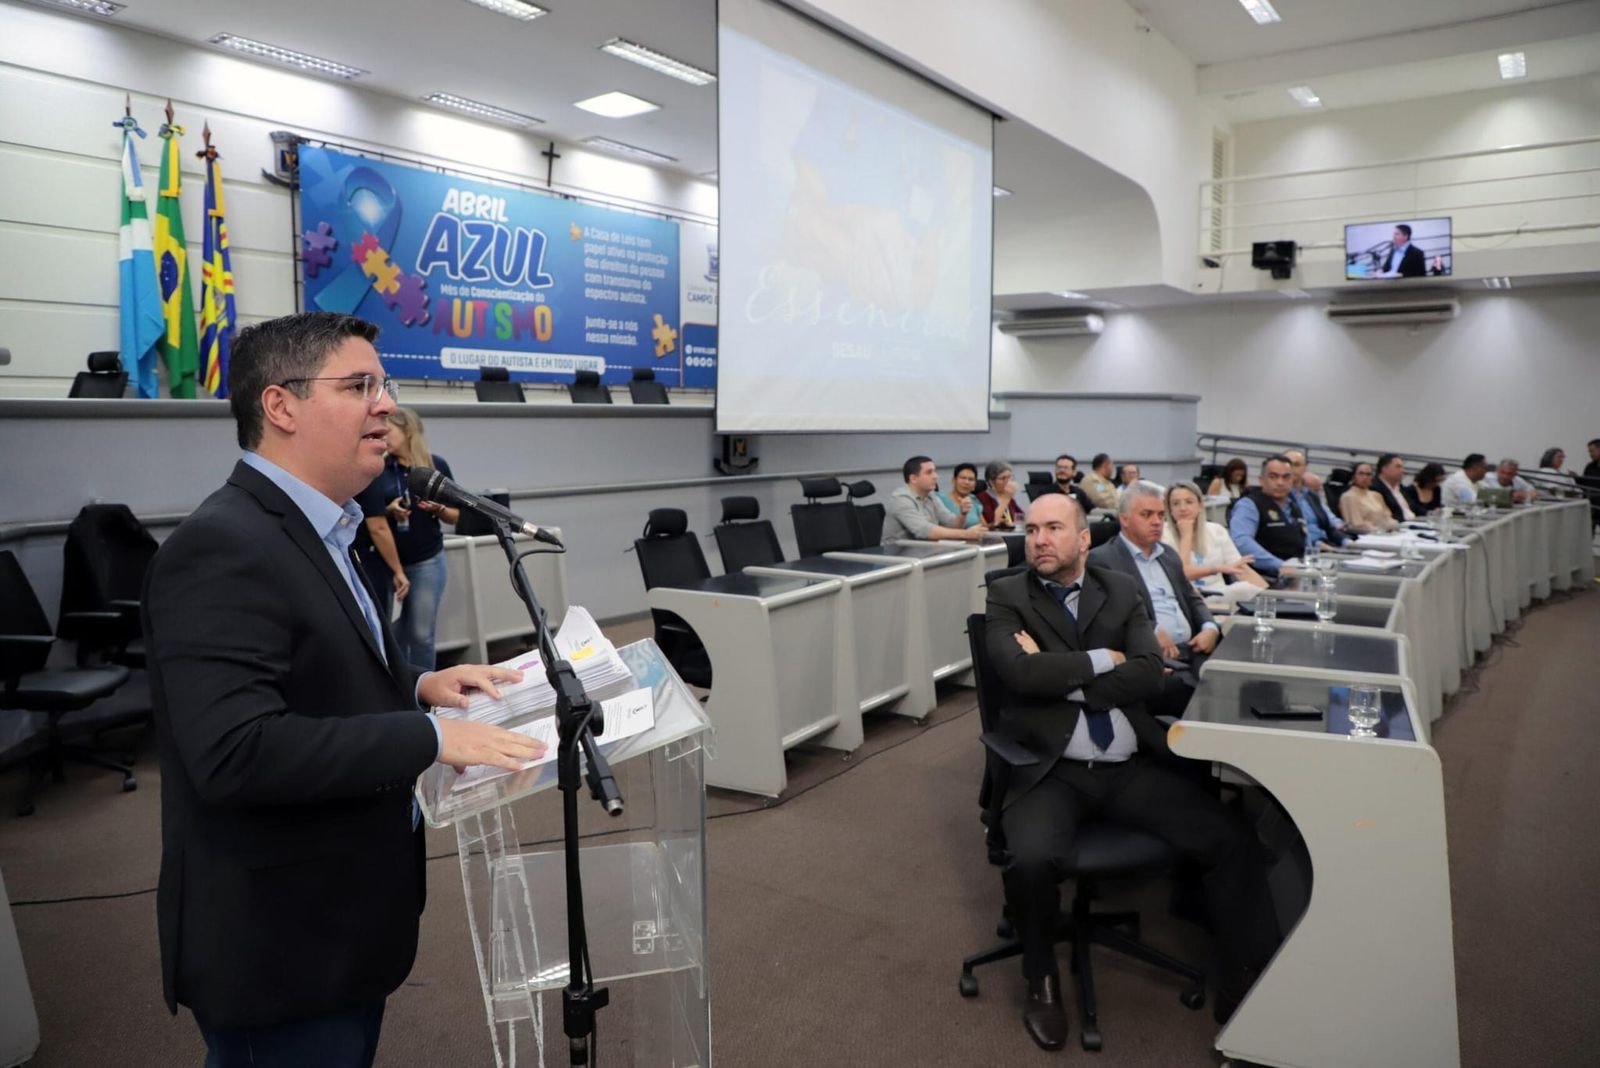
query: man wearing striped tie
[{"left": 983, "top": 494, "right": 1280, "bottom": 1051}]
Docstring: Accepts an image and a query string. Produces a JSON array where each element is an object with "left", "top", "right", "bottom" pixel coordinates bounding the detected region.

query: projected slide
[{"left": 717, "top": 0, "right": 994, "bottom": 433}]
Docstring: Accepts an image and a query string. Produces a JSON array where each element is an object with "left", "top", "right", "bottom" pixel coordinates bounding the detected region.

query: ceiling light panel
[
  {"left": 463, "top": 0, "right": 548, "bottom": 20},
  {"left": 992, "top": 186, "right": 1012, "bottom": 198},
  {"left": 1288, "top": 85, "right": 1322, "bottom": 108},
  {"left": 600, "top": 38, "right": 716, "bottom": 86},
  {"left": 423, "top": 92, "right": 543, "bottom": 128},
  {"left": 208, "top": 34, "right": 367, "bottom": 79},
  {"left": 31, "top": 0, "right": 124, "bottom": 15},
  {"left": 1238, "top": 0, "right": 1282, "bottom": 25},
  {"left": 581, "top": 137, "right": 677, "bottom": 164},
  {"left": 574, "top": 91, "right": 659, "bottom": 118},
  {"left": 1497, "top": 52, "right": 1527, "bottom": 80}
]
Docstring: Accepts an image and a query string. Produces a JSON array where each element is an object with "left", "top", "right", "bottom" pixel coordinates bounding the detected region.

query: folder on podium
[{"left": 417, "top": 634, "right": 714, "bottom": 1067}]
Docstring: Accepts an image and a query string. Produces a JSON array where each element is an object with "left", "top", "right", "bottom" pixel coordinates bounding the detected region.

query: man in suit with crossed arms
[
  {"left": 985, "top": 494, "right": 1279, "bottom": 1050},
  {"left": 144, "top": 313, "right": 547, "bottom": 1066}
]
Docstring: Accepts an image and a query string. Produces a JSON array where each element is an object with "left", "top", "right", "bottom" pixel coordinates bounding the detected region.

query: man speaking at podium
[{"left": 144, "top": 313, "right": 546, "bottom": 1067}]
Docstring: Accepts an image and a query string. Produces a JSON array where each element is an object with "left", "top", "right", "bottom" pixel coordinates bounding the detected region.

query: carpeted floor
[{"left": 3, "top": 592, "right": 1598, "bottom": 1066}]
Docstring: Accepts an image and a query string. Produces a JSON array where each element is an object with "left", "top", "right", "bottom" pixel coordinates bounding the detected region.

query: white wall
[
  {"left": 802, "top": 0, "right": 1215, "bottom": 292},
  {"left": 1212, "top": 74, "right": 1600, "bottom": 290},
  {"left": 992, "top": 284, "right": 1600, "bottom": 466},
  {"left": 0, "top": 2, "right": 717, "bottom": 398}
]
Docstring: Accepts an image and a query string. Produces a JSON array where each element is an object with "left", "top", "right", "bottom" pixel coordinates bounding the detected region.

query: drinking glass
[
  {"left": 1348, "top": 684, "right": 1382, "bottom": 738},
  {"left": 1315, "top": 589, "right": 1337, "bottom": 626},
  {"left": 1253, "top": 595, "right": 1277, "bottom": 636}
]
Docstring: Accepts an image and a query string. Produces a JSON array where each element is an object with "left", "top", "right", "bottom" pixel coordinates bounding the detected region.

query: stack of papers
[
  {"left": 450, "top": 686, "right": 657, "bottom": 793},
  {"left": 446, "top": 606, "right": 632, "bottom": 727},
  {"left": 1344, "top": 555, "right": 1406, "bottom": 572}
]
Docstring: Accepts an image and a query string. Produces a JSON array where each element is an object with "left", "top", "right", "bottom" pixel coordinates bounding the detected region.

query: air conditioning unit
[
  {"left": 1325, "top": 297, "right": 1459, "bottom": 326},
  {"left": 996, "top": 311, "right": 1105, "bottom": 337}
]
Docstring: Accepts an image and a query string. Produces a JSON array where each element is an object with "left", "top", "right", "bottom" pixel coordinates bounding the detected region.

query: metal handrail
[{"left": 1204, "top": 135, "right": 1600, "bottom": 188}]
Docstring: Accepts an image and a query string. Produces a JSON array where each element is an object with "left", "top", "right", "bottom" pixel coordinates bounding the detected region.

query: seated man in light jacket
[{"left": 882, "top": 455, "right": 987, "bottom": 542}]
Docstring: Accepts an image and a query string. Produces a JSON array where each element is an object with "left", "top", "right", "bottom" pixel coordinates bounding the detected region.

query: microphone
[{"left": 408, "top": 467, "right": 563, "bottom": 548}]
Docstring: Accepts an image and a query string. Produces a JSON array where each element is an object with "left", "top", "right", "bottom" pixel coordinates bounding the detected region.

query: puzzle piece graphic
[
  {"left": 351, "top": 231, "right": 381, "bottom": 264},
  {"left": 650, "top": 313, "right": 678, "bottom": 357},
  {"left": 569, "top": 222, "right": 583, "bottom": 241},
  {"left": 384, "top": 273, "right": 431, "bottom": 326},
  {"left": 302, "top": 222, "right": 337, "bottom": 277},
  {"left": 360, "top": 247, "right": 402, "bottom": 295}
]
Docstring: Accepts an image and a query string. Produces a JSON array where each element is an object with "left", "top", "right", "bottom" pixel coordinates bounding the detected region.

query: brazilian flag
[{"left": 155, "top": 121, "right": 199, "bottom": 398}]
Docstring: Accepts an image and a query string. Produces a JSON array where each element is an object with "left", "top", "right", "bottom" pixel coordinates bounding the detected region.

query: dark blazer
[
  {"left": 1376, "top": 479, "right": 1411, "bottom": 522},
  {"left": 1385, "top": 243, "right": 1426, "bottom": 277},
  {"left": 1088, "top": 536, "right": 1214, "bottom": 641},
  {"left": 143, "top": 461, "right": 440, "bottom": 1030},
  {"left": 984, "top": 564, "right": 1167, "bottom": 802}
]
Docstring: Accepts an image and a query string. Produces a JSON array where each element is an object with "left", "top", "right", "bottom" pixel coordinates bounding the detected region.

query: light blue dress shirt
[
  {"left": 1118, "top": 535, "right": 1219, "bottom": 645},
  {"left": 242, "top": 452, "right": 442, "bottom": 761},
  {"left": 1228, "top": 495, "right": 1299, "bottom": 576}
]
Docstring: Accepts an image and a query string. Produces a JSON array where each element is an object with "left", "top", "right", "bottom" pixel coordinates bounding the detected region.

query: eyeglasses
[{"left": 277, "top": 374, "right": 399, "bottom": 405}]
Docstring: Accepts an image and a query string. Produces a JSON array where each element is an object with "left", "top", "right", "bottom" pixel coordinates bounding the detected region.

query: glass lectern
[{"left": 417, "top": 638, "right": 714, "bottom": 1067}]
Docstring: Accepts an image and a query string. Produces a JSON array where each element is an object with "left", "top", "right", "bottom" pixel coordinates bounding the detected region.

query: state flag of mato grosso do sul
[
  {"left": 115, "top": 113, "right": 165, "bottom": 399},
  {"left": 155, "top": 112, "right": 200, "bottom": 398}
]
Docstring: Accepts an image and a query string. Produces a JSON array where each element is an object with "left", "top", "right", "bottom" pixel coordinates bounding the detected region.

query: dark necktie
[{"left": 1045, "top": 581, "right": 1116, "bottom": 752}]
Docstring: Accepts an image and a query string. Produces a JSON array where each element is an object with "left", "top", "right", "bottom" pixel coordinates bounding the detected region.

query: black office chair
[
  {"left": 632, "top": 509, "right": 713, "bottom": 689},
  {"left": 569, "top": 370, "right": 613, "bottom": 404},
  {"left": 0, "top": 551, "right": 135, "bottom": 816},
  {"left": 712, "top": 496, "right": 784, "bottom": 573},
  {"left": 1325, "top": 467, "right": 1353, "bottom": 514},
  {"left": 1198, "top": 463, "right": 1223, "bottom": 487},
  {"left": 959, "top": 611, "right": 1205, "bottom": 1050},
  {"left": 474, "top": 365, "right": 525, "bottom": 403},
  {"left": 790, "top": 477, "right": 864, "bottom": 557},
  {"left": 846, "top": 480, "right": 884, "bottom": 548},
  {"left": 628, "top": 368, "right": 670, "bottom": 405},
  {"left": 1026, "top": 471, "right": 1058, "bottom": 494},
  {"left": 58, "top": 503, "right": 157, "bottom": 669},
  {"left": 69, "top": 351, "right": 128, "bottom": 399},
  {"left": 1088, "top": 514, "right": 1121, "bottom": 548}
]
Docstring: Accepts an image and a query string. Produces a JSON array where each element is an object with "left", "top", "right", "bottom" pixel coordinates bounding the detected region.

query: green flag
[{"left": 155, "top": 117, "right": 199, "bottom": 398}]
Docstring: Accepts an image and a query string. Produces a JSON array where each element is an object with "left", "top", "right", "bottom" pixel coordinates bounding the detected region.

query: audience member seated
[
  {"left": 883, "top": 456, "right": 987, "bottom": 542},
  {"left": 1285, "top": 449, "right": 1347, "bottom": 548},
  {"left": 1339, "top": 462, "right": 1400, "bottom": 533},
  {"left": 1206, "top": 457, "right": 1249, "bottom": 500},
  {"left": 1115, "top": 462, "right": 1140, "bottom": 487},
  {"left": 1536, "top": 447, "right": 1576, "bottom": 492},
  {"left": 986, "top": 493, "right": 1279, "bottom": 1049},
  {"left": 1227, "top": 455, "right": 1307, "bottom": 577},
  {"left": 1405, "top": 463, "right": 1446, "bottom": 515},
  {"left": 1373, "top": 452, "right": 1416, "bottom": 522},
  {"left": 1079, "top": 453, "right": 1120, "bottom": 512},
  {"left": 1584, "top": 439, "right": 1600, "bottom": 529},
  {"left": 1090, "top": 481, "right": 1220, "bottom": 719},
  {"left": 1162, "top": 480, "right": 1265, "bottom": 610},
  {"left": 1042, "top": 454, "right": 1096, "bottom": 514},
  {"left": 1441, "top": 453, "right": 1490, "bottom": 507},
  {"left": 1486, "top": 458, "right": 1538, "bottom": 503},
  {"left": 935, "top": 462, "right": 984, "bottom": 529},
  {"left": 978, "top": 461, "right": 1025, "bottom": 530}
]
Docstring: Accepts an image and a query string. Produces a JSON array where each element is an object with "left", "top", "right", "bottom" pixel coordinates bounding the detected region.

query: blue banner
[{"left": 298, "top": 145, "right": 703, "bottom": 386}]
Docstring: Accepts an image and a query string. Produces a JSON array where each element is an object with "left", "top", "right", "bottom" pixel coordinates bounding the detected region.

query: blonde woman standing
[
  {"left": 356, "top": 406, "right": 460, "bottom": 675},
  {"left": 1162, "top": 481, "right": 1266, "bottom": 609}
]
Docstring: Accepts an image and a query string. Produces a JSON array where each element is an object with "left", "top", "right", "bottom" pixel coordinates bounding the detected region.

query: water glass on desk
[
  {"left": 1314, "top": 588, "right": 1337, "bottom": 627},
  {"left": 1348, "top": 683, "right": 1382, "bottom": 738},
  {"left": 1253, "top": 595, "right": 1277, "bottom": 636}
]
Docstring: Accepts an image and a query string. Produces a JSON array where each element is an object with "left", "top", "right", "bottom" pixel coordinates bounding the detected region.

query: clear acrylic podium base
[{"left": 429, "top": 637, "right": 714, "bottom": 1068}]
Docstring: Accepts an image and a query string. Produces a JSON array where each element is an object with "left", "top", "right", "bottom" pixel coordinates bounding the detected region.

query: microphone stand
[{"left": 487, "top": 517, "right": 623, "bottom": 1066}]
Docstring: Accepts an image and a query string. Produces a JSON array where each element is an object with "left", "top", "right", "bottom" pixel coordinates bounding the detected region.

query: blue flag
[{"left": 116, "top": 116, "right": 165, "bottom": 398}]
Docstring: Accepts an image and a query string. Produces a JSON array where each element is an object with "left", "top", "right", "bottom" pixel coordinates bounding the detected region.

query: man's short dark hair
[
  {"left": 1462, "top": 453, "right": 1486, "bottom": 470},
  {"left": 902, "top": 455, "right": 933, "bottom": 482},
  {"left": 1260, "top": 453, "right": 1292, "bottom": 473},
  {"left": 1395, "top": 224, "right": 1412, "bottom": 238},
  {"left": 1376, "top": 452, "right": 1400, "bottom": 474},
  {"left": 1090, "top": 453, "right": 1110, "bottom": 470},
  {"left": 1588, "top": 438, "right": 1600, "bottom": 450},
  {"left": 229, "top": 312, "right": 380, "bottom": 449},
  {"left": 1055, "top": 453, "right": 1076, "bottom": 467}
]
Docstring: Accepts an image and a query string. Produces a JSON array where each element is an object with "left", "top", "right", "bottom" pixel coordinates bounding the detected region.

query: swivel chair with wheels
[
  {"left": 632, "top": 509, "right": 713, "bottom": 688},
  {"left": 68, "top": 352, "right": 128, "bottom": 398},
  {"left": 846, "top": 480, "right": 884, "bottom": 547},
  {"left": 568, "top": 369, "right": 613, "bottom": 404},
  {"left": 790, "top": 477, "right": 863, "bottom": 557},
  {"left": 958, "top": 610, "right": 1205, "bottom": 1052},
  {"left": 712, "top": 496, "right": 784, "bottom": 574},
  {"left": 628, "top": 367, "right": 669, "bottom": 404},
  {"left": 0, "top": 552, "right": 134, "bottom": 816}
]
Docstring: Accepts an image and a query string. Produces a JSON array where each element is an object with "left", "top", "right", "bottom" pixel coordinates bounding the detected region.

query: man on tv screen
[{"left": 1382, "top": 224, "right": 1427, "bottom": 278}]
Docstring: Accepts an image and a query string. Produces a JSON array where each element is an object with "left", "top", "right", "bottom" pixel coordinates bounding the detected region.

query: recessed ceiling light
[
  {"left": 1497, "top": 52, "right": 1527, "bottom": 80},
  {"left": 581, "top": 136, "right": 677, "bottom": 164},
  {"left": 30, "top": 0, "right": 124, "bottom": 16},
  {"left": 1288, "top": 85, "right": 1322, "bottom": 109},
  {"left": 208, "top": 34, "right": 367, "bottom": 79},
  {"left": 600, "top": 38, "right": 716, "bottom": 86},
  {"left": 423, "top": 92, "right": 543, "bottom": 128},
  {"left": 1057, "top": 291, "right": 1090, "bottom": 300},
  {"left": 462, "top": 0, "right": 547, "bottom": 21},
  {"left": 1237, "top": 0, "right": 1281, "bottom": 26},
  {"left": 992, "top": 185, "right": 1012, "bottom": 198},
  {"left": 574, "top": 91, "right": 659, "bottom": 119}
]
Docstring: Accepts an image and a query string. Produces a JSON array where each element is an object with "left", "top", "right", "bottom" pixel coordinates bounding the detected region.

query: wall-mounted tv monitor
[{"left": 1345, "top": 217, "right": 1451, "bottom": 280}]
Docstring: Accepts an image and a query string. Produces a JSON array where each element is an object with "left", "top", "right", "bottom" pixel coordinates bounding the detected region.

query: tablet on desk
[{"left": 1249, "top": 703, "right": 1324, "bottom": 721}]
